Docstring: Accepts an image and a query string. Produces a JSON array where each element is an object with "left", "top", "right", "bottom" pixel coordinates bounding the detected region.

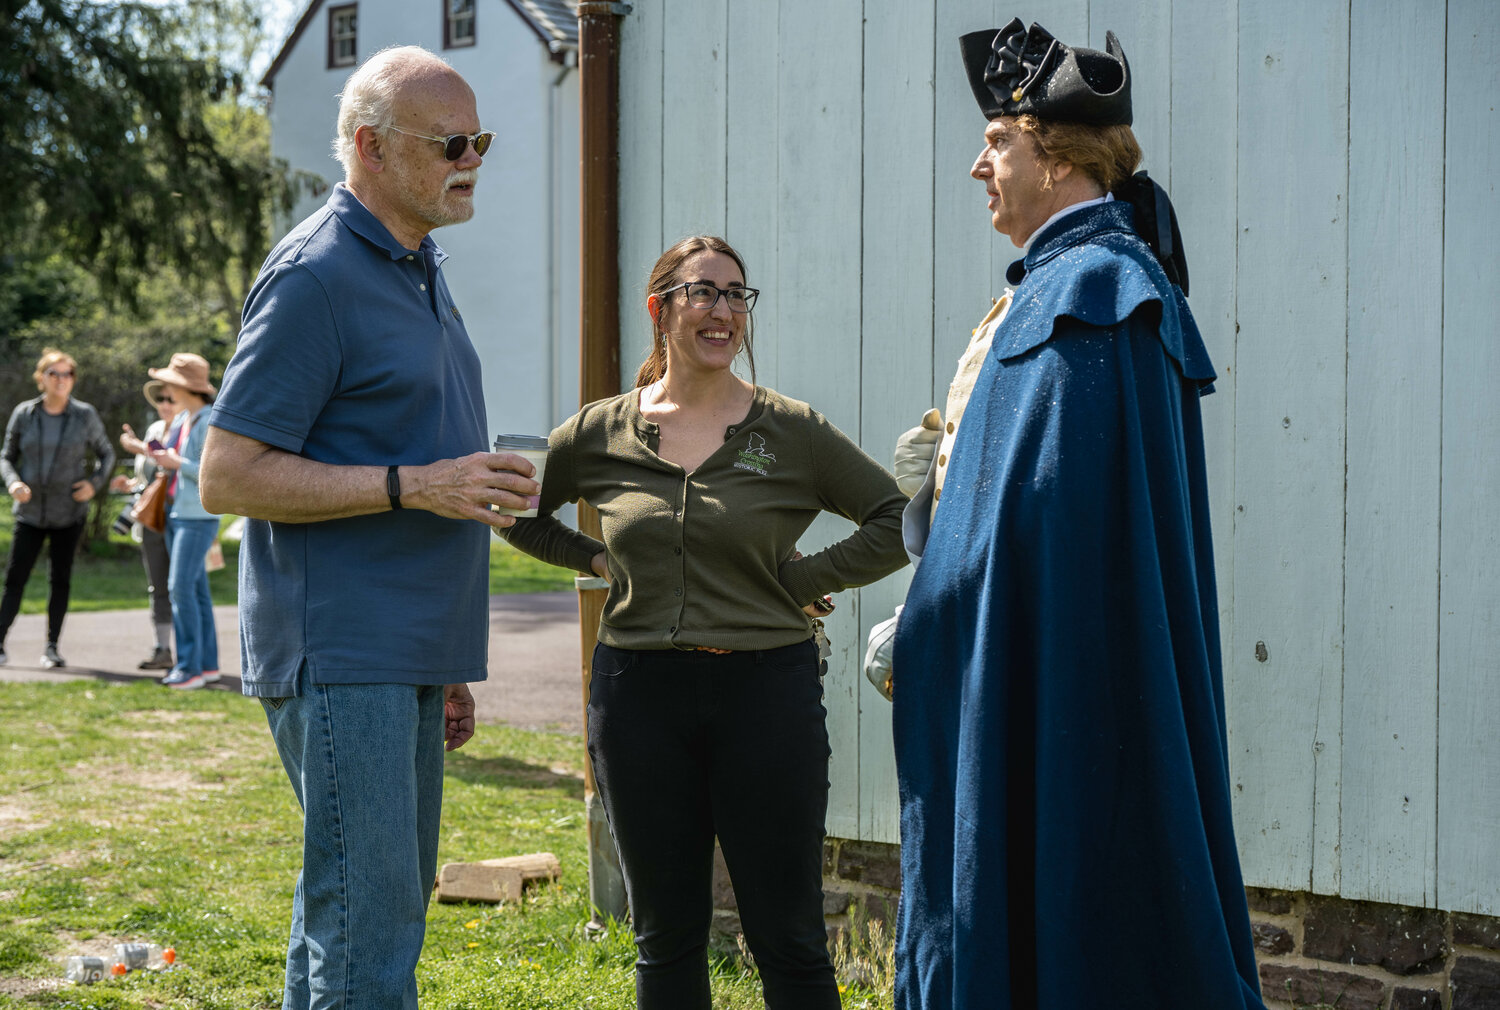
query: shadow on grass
[
  {"left": 8, "top": 666, "right": 246, "bottom": 693},
  {"left": 444, "top": 752, "right": 586, "bottom": 799}
]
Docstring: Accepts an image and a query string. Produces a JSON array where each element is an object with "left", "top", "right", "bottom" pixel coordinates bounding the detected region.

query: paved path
[{"left": 0, "top": 593, "right": 586, "bottom": 735}]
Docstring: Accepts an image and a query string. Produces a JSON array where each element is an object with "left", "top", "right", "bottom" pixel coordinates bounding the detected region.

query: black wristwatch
[{"left": 386, "top": 465, "right": 402, "bottom": 511}]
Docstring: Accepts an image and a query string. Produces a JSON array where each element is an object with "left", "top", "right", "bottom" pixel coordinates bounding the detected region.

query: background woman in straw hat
[
  {"left": 146, "top": 352, "right": 222, "bottom": 690},
  {"left": 0, "top": 347, "right": 114, "bottom": 669}
]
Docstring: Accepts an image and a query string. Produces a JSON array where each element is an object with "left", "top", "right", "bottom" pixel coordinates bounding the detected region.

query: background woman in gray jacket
[{"left": 0, "top": 348, "right": 114, "bottom": 668}]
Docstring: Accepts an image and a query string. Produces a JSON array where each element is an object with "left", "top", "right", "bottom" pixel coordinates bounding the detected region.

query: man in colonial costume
[{"left": 891, "top": 20, "right": 1267, "bottom": 1009}]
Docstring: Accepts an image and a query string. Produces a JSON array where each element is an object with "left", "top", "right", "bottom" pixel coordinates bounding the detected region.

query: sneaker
[
  {"left": 201, "top": 669, "right": 222, "bottom": 684},
  {"left": 41, "top": 644, "right": 65, "bottom": 669},
  {"left": 137, "top": 647, "right": 174, "bottom": 671},
  {"left": 161, "top": 669, "right": 206, "bottom": 690}
]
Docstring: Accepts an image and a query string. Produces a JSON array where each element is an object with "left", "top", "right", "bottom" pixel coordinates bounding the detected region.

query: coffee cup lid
[{"left": 493, "top": 434, "right": 550, "bottom": 451}]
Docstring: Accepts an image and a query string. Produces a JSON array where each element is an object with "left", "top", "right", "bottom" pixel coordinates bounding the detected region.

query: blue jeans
[
  {"left": 164, "top": 517, "right": 219, "bottom": 675},
  {"left": 588, "top": 639, "right": 840, "bottom": 1010},
  {"left": 263, "top": 679, "right": 446, "bottom": 1010}
]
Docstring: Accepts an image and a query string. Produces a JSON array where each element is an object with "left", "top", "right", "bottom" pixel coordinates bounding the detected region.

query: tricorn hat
[{"left": 960, "top": 18, "right": 1132, "bottom": 125}]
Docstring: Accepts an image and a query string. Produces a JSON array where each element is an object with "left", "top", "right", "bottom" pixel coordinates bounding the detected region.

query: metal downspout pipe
[{"left": 575, "top": 0, "right": 630, "bottom": 932}]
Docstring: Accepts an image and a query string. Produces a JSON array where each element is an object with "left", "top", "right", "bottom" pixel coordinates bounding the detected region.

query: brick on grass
[{"left": 435, "top": 852, "right": 561, "bottom": 904}]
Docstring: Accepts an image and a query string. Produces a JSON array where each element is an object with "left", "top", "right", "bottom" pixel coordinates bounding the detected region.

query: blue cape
[{"left": 893, "top": 202, "right": 1265, "bottom": 1009}]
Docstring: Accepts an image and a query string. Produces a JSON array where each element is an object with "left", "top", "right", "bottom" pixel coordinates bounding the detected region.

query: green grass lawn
[
  {"left": 0, "top": 680, "right": 892, "bottom": 1008},
  {"left": 0, "top": 503, "right": 574, "bottom": 615}
]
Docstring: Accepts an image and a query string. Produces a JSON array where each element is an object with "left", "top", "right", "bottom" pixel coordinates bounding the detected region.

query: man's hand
[
  {"left": 7, "top": 481, "right": 31, "bottom": 504},
  {"left": 199, "top": 428, "right": 543, "bottom": 527},
  {"left": 70, "top": 480, "right": 96, "bottom": 503},
  {"left": 402, "top": 452, "right": 541, "bottom": 531},
  {"left": 443, "top": 684, "right": 476, "bottom": 751},
  {"left": 893, "top": 408, "right": 944, "bottom": 497}
]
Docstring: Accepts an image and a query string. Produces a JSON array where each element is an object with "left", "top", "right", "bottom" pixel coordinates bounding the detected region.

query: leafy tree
[
  {"left": 0, "top": 0, "right": 312, "bottom": 330},
  {"left": 1, "top": 0, "right": 316, "bottom": 544}
]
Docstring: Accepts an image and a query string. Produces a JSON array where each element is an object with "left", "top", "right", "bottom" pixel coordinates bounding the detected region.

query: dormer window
[
  {"left": 444, "top": 0, "right": 476, "bottom": 49},
  {"left": 328, "top": 4, "right": 357, "bottom": 68}
]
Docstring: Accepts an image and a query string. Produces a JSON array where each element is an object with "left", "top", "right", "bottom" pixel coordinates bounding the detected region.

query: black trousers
[
  {"left": 0, "top": 520, "right": 86, "bottom": 646},
  {"left": 588, "top": 639, "right": 840, "bottom": 1010}
]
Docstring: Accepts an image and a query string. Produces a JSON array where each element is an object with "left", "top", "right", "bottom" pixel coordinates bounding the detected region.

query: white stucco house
[{"left": 261, "top": 0, "right": 581, "bottom": 442}]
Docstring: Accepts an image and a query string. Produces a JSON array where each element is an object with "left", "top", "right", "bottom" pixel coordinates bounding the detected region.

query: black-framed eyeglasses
[
  {"left": 45, "top": 369, "right": 75, "bottom": 379},
  {"left": 663, "top": 281, "right": 759, "bottom": 313},
  {"left": 387, "top": 125, "right": 494, "bottom": 161}
]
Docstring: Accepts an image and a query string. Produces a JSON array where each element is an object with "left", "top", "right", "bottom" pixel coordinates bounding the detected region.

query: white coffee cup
[{"left": 492, "top": 434, "right": 549, "bottom": 517}]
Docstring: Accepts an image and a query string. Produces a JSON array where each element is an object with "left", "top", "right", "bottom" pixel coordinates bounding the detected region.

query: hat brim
[
  {"left": 141, "top": 380, "right": 167, "bottom": 407},
  {"left": 147, "top": 367, "right": 216, "bottom": 396}
]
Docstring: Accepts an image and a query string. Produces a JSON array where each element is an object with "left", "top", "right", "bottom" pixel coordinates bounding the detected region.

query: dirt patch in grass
[
  {"left": 0, "top": 973, "right": 68, "bottom": 998},
  {"left": 65, "top": 762, "right": 225, "bottom": 793},
  {"left": 118, "top": 710, "right": 228, "bottom": 725},
  {"left": 0, "top": 799, "right": 40, "bottom": 833}
]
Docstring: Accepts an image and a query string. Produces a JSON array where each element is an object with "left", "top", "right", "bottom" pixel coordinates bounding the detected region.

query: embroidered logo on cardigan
[{"left": 733, "top": 433, "right": 777, "bottom": 475}]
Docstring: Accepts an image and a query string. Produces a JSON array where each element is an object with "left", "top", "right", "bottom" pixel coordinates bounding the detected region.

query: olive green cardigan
[{"left": 502, "top": 385, "right": 909, "bottom": 652}]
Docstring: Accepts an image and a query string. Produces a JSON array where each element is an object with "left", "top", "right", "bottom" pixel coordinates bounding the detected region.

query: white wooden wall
[{"left": 615, "top": 0, "right": 1500, "bottom": 915}]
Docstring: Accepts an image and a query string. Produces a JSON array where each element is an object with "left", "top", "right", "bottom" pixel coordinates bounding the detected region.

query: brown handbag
[{"left": 133, "top": 474, "right": 169, "bottom": 533}]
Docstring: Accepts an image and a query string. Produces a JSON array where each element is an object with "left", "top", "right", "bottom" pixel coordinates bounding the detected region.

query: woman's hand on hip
[
  {"left": 70, "top": 480, "right": 96, "bottom": 503},
  {"left": 803, "top": 595, "right": 835, "bottom": 618}
]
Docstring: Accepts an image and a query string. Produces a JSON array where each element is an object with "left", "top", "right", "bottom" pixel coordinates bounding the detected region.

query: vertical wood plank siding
[
  {"left": 1231, "top": 0, "right": 1350, "bottom": 895},
  {"left": 614, "top": 0, "right": 1499, "bottom": 914},
  {"left": 1343, "top": 0, "right": 1445, "bottom": 909},
  {"left": 1438, "top": 0, "right": 1500, "bottom": 918}
]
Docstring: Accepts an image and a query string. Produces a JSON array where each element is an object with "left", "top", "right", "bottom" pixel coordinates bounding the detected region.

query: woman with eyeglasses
[
  {"left": 109, "top": 379, "right": 182, "bottom": 670},
  {"left": 503, "top": 235, "right": 909, "bottom": 1009},
  {"left": 0, "top": 348, "right": 114, "bottom": 669}
]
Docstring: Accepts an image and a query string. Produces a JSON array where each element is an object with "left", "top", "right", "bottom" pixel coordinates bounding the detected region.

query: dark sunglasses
[
  {"left": 387, "top": 125, "right": 494, "bottom": 161},
  {"left": 45, "top": 368, "right": 75, "bottom": 379}
]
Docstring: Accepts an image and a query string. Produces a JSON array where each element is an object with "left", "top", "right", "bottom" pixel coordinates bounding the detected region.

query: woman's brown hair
[{"left": 634, "top": 235, "right": 756, "bottom": 388}]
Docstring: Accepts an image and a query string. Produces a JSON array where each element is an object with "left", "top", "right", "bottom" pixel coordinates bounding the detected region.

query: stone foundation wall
[
  {"left": 708, "top": 839, "right": 1500, "bottom": 1009},
  {"left": 1250, "top": 888, "right": 1500, "bottom": 1010}
]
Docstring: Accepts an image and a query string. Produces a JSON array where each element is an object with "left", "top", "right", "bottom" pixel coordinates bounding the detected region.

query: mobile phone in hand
[{"left": 147, "top": 439, "right": 164, "bottom": 451}]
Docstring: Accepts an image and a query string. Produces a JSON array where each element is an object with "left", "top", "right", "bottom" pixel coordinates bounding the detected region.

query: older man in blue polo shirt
[{"left": 200, "top": 46, "right": 538, "bottom": 1010}]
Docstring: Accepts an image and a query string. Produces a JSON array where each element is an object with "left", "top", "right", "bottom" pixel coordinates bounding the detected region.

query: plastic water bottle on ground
[
  {"left": 65, "top": 944, "right": 175, "bottom": 983},
  {"left": 115, "top": 943, "right": 175, "bottom": 971},
  {"left": 64, "top": 956, "right": 115, "bottom": 984}
]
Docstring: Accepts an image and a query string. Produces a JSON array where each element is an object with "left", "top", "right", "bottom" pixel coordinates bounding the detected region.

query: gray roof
[{"left": 503, "top": 0, "right": 579, "bottom": 53}]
